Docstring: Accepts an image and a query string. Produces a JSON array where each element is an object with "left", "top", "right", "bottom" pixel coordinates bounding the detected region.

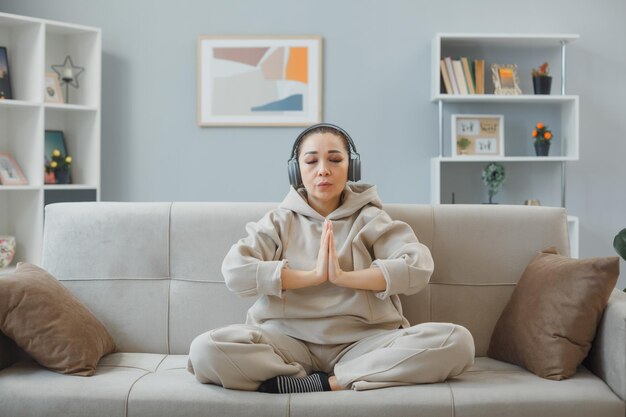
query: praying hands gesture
[
  {"left": 314, "top": 220, "right": 345, "bottom": 285},
  {"left": 281, "top": 220, "right": 387, "bottom": 291},
  {"left": 313, "top": 220, "right": 386, "bottom": 291}
]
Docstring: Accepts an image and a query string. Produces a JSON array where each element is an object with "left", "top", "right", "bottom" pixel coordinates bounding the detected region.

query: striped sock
[{"left": 258, "top": 372, "right": 331, "bottom": 393}]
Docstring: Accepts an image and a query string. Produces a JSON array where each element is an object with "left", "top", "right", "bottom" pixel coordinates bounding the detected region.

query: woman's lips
[{"left": 317, "top": 183, "right": 331, "bottom": 188}]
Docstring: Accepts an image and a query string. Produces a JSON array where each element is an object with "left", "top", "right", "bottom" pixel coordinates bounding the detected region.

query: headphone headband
[{"left": 289, "top": 123, "right": 359, "bottom": 161}]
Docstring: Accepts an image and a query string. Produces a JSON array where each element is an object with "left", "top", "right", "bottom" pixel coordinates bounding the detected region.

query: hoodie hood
[{"left": 279, "top": 182, "right": 383, "bottom": 221}]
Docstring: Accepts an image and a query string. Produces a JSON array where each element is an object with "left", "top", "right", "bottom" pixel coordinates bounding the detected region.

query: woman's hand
[
  {"left": 327, "top": 221, "right": 347, "bottom": 286},
  {"left": 312, "top": 220, "right": 331, "bottom": 285},
  {"left": 326, "top": 221, "right": 385, "bottom": 291}
]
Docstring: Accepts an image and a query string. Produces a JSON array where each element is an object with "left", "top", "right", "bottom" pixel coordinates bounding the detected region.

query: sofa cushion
[
  {"left": 487, "top": 247, "right": 619, "bottom": 380},
  {"left": 449, "top": 357, "right": 624, "bottom": 417},
  {"left": 0, "top": 359, "right": 147, "bottom": 417},
  {"left": 0, "top": 262, "right": 116, "bottom": 376},
  {"left": 127, "top": 355, "right": 290, "bottom": 417}
]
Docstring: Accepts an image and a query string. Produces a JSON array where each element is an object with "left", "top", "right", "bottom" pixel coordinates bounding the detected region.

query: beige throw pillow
[
  {"left": 487, "top": 247, "right": 619, "bottom": 380},
  {"left": 0, "top": 262, "right": 116, "bottom": 376}
]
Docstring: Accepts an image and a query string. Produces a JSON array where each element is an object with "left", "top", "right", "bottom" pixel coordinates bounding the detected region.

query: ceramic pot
[
  {"left": 533, "top": 76, "right": 552, "bottom": 95},
  {"left": 0, "top": 235, "right": 16, "bottom": 268},
  {"left": 534, "top": 141, "right": 551, "bottom": 156},
  {"left": 55, "top": 170, "right": 71, "bottom": 184}
]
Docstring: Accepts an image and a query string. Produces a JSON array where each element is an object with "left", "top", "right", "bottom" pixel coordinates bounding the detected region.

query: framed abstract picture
[{"left": 197, "top": 35, "right": 322, "bottom": 126}]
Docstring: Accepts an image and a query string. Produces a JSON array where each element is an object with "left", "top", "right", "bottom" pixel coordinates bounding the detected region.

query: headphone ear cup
[
  {"left": 287, "top": 159, "right": 302, "bottom": 188},
  {"left": 349, "top": 155, "right": 361, "bottom": 182}
]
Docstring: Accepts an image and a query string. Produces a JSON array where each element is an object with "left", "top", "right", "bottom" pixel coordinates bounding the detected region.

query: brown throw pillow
[
  {"left": 487, "top": 247, "right": 619, "bottom": 380},
  {"left": 0, "top": 262, "right": 116, "bottom": 376}
]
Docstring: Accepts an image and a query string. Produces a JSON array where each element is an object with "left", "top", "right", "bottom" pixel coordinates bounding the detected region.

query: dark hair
[{"left": 295, "top": 125, "right": 351, "bottom": 160}]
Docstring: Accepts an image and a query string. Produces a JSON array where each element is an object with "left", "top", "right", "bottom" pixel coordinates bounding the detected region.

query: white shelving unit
[
  {"left": 0, "top": 12, "right": 101, "bottom": 271},
  {"left": 431, "top": 33, "right": 580, "bottom": 258}
]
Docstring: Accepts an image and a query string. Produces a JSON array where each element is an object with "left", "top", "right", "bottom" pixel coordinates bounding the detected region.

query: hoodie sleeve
[
  {"left": 221, "top": 211, "right": 288, "bottom": 298},
  {"left": 367, "top": 211, "right": 434, "bottom": 300}
]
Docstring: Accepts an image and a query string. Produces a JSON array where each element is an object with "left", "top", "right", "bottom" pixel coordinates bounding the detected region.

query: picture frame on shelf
[
  {"left": 197, "top": 35, "right": 322, "bottom": 126},
  {"left": 44, "top": 130, "right": 72, "bottom": 184},
  {"left": 0, "top": 152, "right": 28, "bottom": 185},
  {"left": 451, "top": 114, "right": 504, "bottom": 157},
  {"left": 0, "top": 47, "right": 13, "bottom": 100},
  {"left": 44, "top": 72, "right": 64, "bottom": 104},
  {"left": 491, "top": 64, "right": 522, "bottom": 95}
]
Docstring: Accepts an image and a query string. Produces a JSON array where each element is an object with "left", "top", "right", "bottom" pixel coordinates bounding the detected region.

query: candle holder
[{"left": 51, "top": 55, "right": 84, "bottom": 104}]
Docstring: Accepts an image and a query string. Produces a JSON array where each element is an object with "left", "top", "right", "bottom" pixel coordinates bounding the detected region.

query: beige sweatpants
[{"left": 187, "top": 322, "right": 475, "bottom": 391}]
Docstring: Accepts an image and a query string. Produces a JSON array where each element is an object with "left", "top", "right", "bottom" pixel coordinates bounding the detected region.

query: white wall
[{"left": 1, "top": 0, "right": 625, "bottom": 287}]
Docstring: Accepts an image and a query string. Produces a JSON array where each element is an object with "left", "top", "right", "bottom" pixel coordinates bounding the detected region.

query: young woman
[{"left": 187, "top": 123, "right": 475, "bottom": 393}]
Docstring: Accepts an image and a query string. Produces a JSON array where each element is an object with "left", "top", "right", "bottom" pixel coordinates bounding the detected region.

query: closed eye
[{"left": 305, "top": 159, "right": 343, "bottom": 164}]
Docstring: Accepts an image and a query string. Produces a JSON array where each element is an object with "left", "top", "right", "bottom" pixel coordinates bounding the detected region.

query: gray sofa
[{"left": 0, "top": 202, "right": 625, "bottom": 417}]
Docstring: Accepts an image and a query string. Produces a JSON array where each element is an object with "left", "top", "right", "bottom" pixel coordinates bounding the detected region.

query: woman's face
[{"left": 298, "top": 132, "right": 350, "bottom": 206}]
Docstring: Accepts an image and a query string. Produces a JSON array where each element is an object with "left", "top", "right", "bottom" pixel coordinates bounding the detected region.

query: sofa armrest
[
  {"left": 586, "top": 288, "right": 626, "bottom": 401},
  {"left": 0, "top": 331, "right": 18, "bottom": 372}
]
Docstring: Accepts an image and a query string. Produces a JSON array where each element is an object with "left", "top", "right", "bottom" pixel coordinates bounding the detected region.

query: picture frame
[
  {"left": 197, "top": 35, "right": 322, "bottom": 126},
  {"left": 0, "top": 152, "right": 28, "bottom": 185},
  {"left": 491, "top": 64, "right": 522, "bottom": 95},
  {"left": 0, "top": 46, "right": 13, "bottom": 100},
  {"left": 44, "top": 130, "right": 72, "bottom": 183},
  {"left": 44, "top": 72, "right": 64, "bottom": 104},
  {"left": 451, "top": 114, "right": 504, "bottom": 157}
]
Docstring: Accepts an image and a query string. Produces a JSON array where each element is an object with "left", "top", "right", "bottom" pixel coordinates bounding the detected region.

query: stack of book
[{"left": 440, "top": 57, "right": 485, "bottom": 95}]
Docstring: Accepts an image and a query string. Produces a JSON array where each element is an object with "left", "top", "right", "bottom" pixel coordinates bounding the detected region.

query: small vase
[
  {"left": 533, "top": 76, "right": 552, "bottom": 95},
  {"left": 44, "top": 171, "right": 56, "bottom": 184},
  {"left": 55, "top": 170, "right": 71, "bottom": 184},
  {"left": 534, "top": 141, "right": 551, "bottom": 156}
]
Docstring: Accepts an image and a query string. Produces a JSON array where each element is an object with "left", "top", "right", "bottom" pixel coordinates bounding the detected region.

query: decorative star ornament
[{"left": 52, "top": 55, "right": 84, "bottom": 89}]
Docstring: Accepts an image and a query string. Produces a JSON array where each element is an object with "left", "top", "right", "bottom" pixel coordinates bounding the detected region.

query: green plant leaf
[{"left": 614, "top": 228, "right": 626, "bottom": 261}]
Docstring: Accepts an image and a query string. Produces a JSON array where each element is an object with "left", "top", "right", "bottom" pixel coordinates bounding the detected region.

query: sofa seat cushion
[
  {"left": 0, "top": 357, "right": 148, "bottom": 417},
  {"left": 288, "top": 383, "right": 454, "bottom": 417},
  {"left": 126, "top": 354, "right": 289, "bottom": 417},
  {"left": 98, "top": 352, "right": 167, "bottom": 372},
  {"left": 449, "top": 357, "right": 624, "bottom": 417},
  {"left": 2, "top": 354, "right": 622, "bottom": 417}
]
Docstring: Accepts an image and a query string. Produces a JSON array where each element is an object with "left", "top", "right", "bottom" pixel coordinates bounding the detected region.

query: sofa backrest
[{"left": 42, "top": 202, "right": 569, "bottom": 356}]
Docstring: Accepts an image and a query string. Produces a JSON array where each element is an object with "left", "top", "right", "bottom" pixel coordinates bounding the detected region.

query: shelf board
[
  {"left": 0, "top": 185, "right": 41, "bottom": 191},
  {"left": 0, "top": 99, "right": 41, "bottom": 109},
  {"left": 43, "top": 184, "right": 98, "bottom": 191},
  {"left": 434, "top": 156, "right": 578, "bottom": 162},
  {"left": 436, "top": 33, "right": 579, "bottom": 47},
  {"left": 431, "top": 94, "right": 578, "bottom": 103},
  {"left": 44, "top": 102, "right": 98, "bottom": 112}
]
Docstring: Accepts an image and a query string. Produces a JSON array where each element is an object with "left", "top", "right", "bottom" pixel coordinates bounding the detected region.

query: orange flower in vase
[{"left": 533, "top": 122, "right": 552, "bottom": 156}]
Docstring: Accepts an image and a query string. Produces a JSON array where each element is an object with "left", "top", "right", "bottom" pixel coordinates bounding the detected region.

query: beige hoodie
[{"left": 221, "top": 183, "right": 434, "bottom": 345}]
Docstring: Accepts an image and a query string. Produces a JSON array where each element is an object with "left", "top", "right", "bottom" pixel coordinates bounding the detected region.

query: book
[
  {"left": 474, "top": 59, "right": 485, "bottom": 94},
  {"left": 444, "top": 57, "right": 460, "bottom": 94},
  {"left": 452, "top": 60, "right": 468, "bottom": 94},
  {"left": 461, "top": 57, "right": 475, "bottom": 94},
  {"left": 440, "top": 59, "right": 453, "bottom": 94}
]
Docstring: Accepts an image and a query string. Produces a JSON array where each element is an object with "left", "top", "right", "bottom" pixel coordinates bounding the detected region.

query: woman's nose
[{"left": 317, "top": 161, "right": 331, "bottom": 175}]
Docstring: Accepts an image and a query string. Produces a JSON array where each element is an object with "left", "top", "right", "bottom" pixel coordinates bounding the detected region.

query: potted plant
[
  {"left": 457, "top": 137, "right": 471, "bottom": 155},
  {"left": 532, "top": 122, "right": 552, "bottom": 156},
  {"left": 44, "top": 148, "right": 72, "bottom": 184},
  {"left": 532, "top": 62, "right": 552, "bottom": 95},
  {"left": 481, "top": 162, "right": 506, "bottom": 204}
]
